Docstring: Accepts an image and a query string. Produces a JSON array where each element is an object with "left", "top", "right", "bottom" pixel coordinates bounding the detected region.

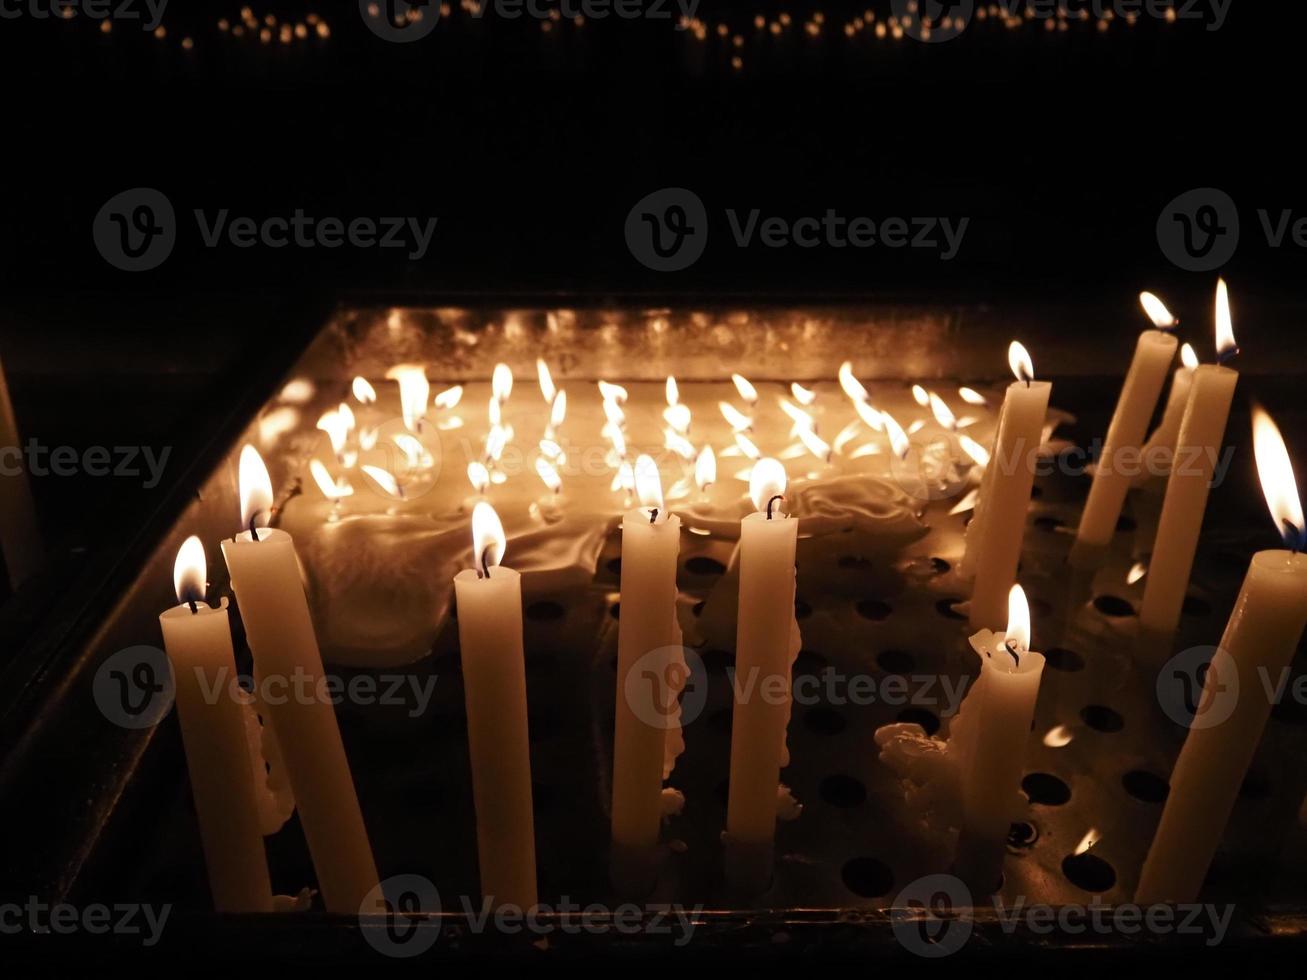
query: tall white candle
[
  {"left": 966, "top": 343, "right": 1051, "bottom": 629},
  {"left": 1135, "top": 343, "right": 1200, "bottom": 492},
  {"left": 1137, "top": 408, "right": 1307, "bottom": 904},
  {"left": 1070, "top": 328, "right": 1179, "bottom": 568},
  {"left": 221, "top": 446, "right": 380, "bottom": 915},
  {"left": 453, "top": 502, "right": 538, "bottom": 911},
  {"left": 611, "top": 455, "right": 684, "bottom": 895},
  {"left": 956, "top": 585, "right": 1046, "bottom": 893},
  {"left": 160, "top": 536, "right": 273, "bottom": 913},
  {"left": 1140, "top": 282, "right": 1240, "bottom": 649},
  {"left": 725, "top": 459, "right": 800, "bottom": 895}
]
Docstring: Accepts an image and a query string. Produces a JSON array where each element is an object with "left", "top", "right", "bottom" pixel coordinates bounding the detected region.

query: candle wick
[
  {"left": 648, "top": 507, "right": 659, "bottom": 525},
  {"left": 1217, "top": 345, "right": 1241, "bottom": 366},
  {"left": 1004, "top": 640, "right": 1021, "bottom": 668},
  {"left": 480, "top": 546, "right": 492, "bottom": 579},
  {"left": 1286, "top": 518, "right": 1303, "bottom": 554},
  {"left": 187, "top": 598, "right": 198, "bottom": 615},
  {"left": 766, "top": 494, "right": 784, "bottom": 520},
  {"left": 249, "top": 513, "right": 261, "bottom": 543}
]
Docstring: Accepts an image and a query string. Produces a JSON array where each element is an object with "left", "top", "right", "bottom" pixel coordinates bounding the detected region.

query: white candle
[
  {"left": 725, "top": 459, "right": 800, "bottom": 895},
  {"left": 956, "top": 585, "right": 1046, "bottom": 893},
  {"left": 965, "top": 343, "right": 1051, "bottom": 629},
  {"left": 0, "top": 353, "right": 42, "bottom": 588},
  {"left": 1135, "top": 343, "right": 1200, "bottom": 491},
  {"left": 611, "top": 454, "right": 684, "bottom": 895},
  {"left": 1070, "top": 328, "right": 1179, "bottom": 568},
  {"left": 1137, "top": 408, "right": 1307, "bottom": 904},
  {"left": 160, "top": 536, "right": 273, "bottom": 913},
  {"left": 220, "top": 446, "right": 380, "bottom": 915},
  {"left": 453, "top": 502, "right": 538, "bottom": 911},
  {"left": 1140, "top": 282, "right": 1240, "bottom": 648}
]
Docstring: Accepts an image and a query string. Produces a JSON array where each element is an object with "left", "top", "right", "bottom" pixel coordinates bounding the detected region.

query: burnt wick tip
[
  {"left": 649, "top": 507, "right": 659, "bottom": 525},
  {"left": 766, "top": 494, "right": 785, "bottom": 520}
]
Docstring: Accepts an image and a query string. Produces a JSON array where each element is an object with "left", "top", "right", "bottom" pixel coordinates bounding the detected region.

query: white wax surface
[
  {"left": 1072, "top": 330, "right": 1178, "bottom": 565},
  {"left": 221, "top": 528, "right": 380, "bottom": 914},
  {"left": 453, "top": 565, "right": 538, "bottom": 910},
  {"left": 1136, "top": 550, "right": 1307, "bottom": 905},
  {"left": 159, "top": 601, "right": 273, "bottom": 913},
  {"left": 1139, "top": 364, "right": 1238, "bottom": 643}
]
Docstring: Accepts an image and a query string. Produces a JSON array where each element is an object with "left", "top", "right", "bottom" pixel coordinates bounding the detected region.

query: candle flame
[
  {"left": 1180, "top": 342, "right": 1200, "bottom": 370},
  {"left": 351, "top": 376, "right": 377, "bottom": 404},
  {"left": 735, "top": 432, "right": 761, "bottom": 460},
  {"left": 911, "top": 384, "right": 930, "bottom": 407},
  {"left": 433, "top": 385, "right": 463, "bottom": 410},
  {"left": 958, "top": 434, "right": 990, "bottom": 467},
  {"left": 796, "top": 425, "right": 832, "bottom": 463},
  {"left": 385, "top": 364, "right": 430, "bottom": 431},
  {"left": 749, "top": 457, "right": 787, "bottom": 514},
  {"left": 613, "top": 460, "right": 635, "bottom": 495},
  {"left": 928, "top": 392, "right": 957, "bottom": 431},
  {"left": 535, "top": 456, "right": 562, "bottom": 494},
  {"left": 695, "top": 445, "right": 716, "bottom": 491},
  {"left": 536, "top": 358, "right": 556, "bottom": 404},
  {"left": 1127, "top": 561, "right": 1148, "bottom": 585},
  {"left": 539, "top": 439, "right": 565, "bottom": 463},
  {"left": 719, "top": 401, "right": 753, "bottom": 432},
  {"left": 471, "top": 500, "right": 506, "bottom": 571},
  {"left": 1215, "top": 278, "right": 1238, "bottom": 362},
  {"left": 1140, "top": 291, "right": 1178, "bottom": 329},
  {"left": 484, "top": 425, "right": 507, "bottom": 463},
  {"left": 838, "top": 360, "right": 869, "bottom": 402},
  {"left": 550, "top": 389, "right": 567, "bottom": 429},
  {"left": 1005, "top": 584, "right": 1031, "bottom": 656},
  {"left": 492, "top": 363, "right": 513, "bottom": 403},
  {"left": 1043, "top": 725, "right": 1074, "bottom": 748},
  {"left": 958, "top": 386, "right": 988, "bottom": 406},
  {"left": 664, "top": 430, "right": 695, "bottom": 460},
  {"left": 1074, "top": 829, "right": 1099, "bottom": 856},
  {"left": 1009, "top": 341, "right": 1034, "bottom": 384},
  {"left": 488, "top": 396, "right": 502, "bottom": 428},
  {"left": 467, "top": 461, "right": 490, "bottom": 494},
  {"left": 853, "top": 398, "right": 885, "bottom": 432},
  {"left": 664, "top": 402, "right": 692, "bottom": 435},
  {"left": 791, "top": 381, "right": 816, "bottom": 406},
  {"left": 392, "top": 432, "right": 427, "bottom": 470},
  {"left": 883, "top": 412, "right": 910, "bottom": 460},
  {"left": 310, "top": 458, "right": 353, "bottom": 501},
  {"left": 1252, "top": 405, "right": 1305, "bottom": 549},
  {"left": 778, "top": 397, "right": 815, "bottom": 431},
  {"left": 665, "top": 376, "right": 680, "bottom": 406},
  {"left": 732, "top": 373, "right": 758, "bottom": 404},
  {"left": 316, "top": 408, "right": 349, "bottom": 454},
  {"left": 238, "top": 445, "right": 274, "bottom": 531},
  {"left": 602, "top": 397, "right": 626, "bottom": 429},
  {"left": 634, "top": 454, "right": 664, "bottom": 514},
  {"left": 598, "top": 380, "right": 628, "bottom": 404},
  {"left": 173, "top": 535, "right": 207, "bottom": 605},
  {"left": 949, "top": 487, "right": 980, "bottom": 515},
  {"left": 362, "top": 464, "right": 403, "bottom": 499}
]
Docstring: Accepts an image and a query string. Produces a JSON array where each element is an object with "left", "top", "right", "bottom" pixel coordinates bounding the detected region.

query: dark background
[{"left": 0, "top": 2, "right": 1298, "bottom": 600}]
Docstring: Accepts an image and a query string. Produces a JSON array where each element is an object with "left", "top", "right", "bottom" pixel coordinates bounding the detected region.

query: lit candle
[
  {"left": 453, "top": 502, "right": 538, "bottom": 910},
  {"left": 160, "top": 536, "right": 273, "bottom": 913},
  {"left": 1070, "top": 315, "right": 1179, "bottom": 568},
  {"left": 1139, "top": 280, "right": 1240, "bottom": 650},
  {"left": 610, "top": 454, "right": 684, "bottom": 895},
  {"left": 1135, "top": 342, "right": 1200, "bottom": 490},
  {"left": 955, "top": 585, "right": 1046, "bottom": 893},
  {"left": 1136, "top": 406, "right": 1307, "bottom": 904},
  {"left": 725, "top": 459, "right": 800, "bottom": 895},
  {"left": 964, "top": 343, "right": 1051, "bottom": 629},
  {"left": 221, "top": 446, "right": 380, "bottom": 915}
]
